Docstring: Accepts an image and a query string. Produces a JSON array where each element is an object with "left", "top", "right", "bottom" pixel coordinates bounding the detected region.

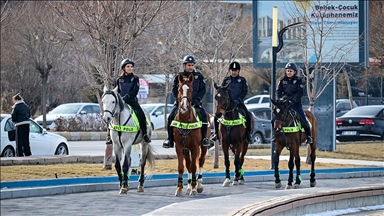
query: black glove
[
  {"left": 234, "top": 99, "right": 240, "bottom": 106},
  {"left": 122, "top": 94, "right": 130, "bottom": 102},
  {"left": 192, "top": 100, "right": 199, "bottom": 106},
  {"left": 288, "top": 99, "right": 296, "bottom": 107}
]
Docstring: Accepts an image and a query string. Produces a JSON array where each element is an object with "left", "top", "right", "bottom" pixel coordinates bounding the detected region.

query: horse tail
[{"left": 144, "top": 143, "right": 156, "bottom": 173}]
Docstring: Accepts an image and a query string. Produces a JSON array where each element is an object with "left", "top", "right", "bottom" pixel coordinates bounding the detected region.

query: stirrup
[
  {"left": 202, "top": 138, "right": 210, "bottom": 147},
  {"left": 306, "top": 136, "right": 313, "bottom": 144},
  {"left": 162, "top": 140, "right": 174, "bottom": 148}
]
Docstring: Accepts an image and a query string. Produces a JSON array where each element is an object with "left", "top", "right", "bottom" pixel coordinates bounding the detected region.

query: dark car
[
  {"left": 336, "top": 105, "right": 384, "bottom": 141},
  {"left": 336, "top": 99, "right": 358, "bottom": 117},
  {"left": 246, "top": 104, "right": 272, "bottom": 144}
]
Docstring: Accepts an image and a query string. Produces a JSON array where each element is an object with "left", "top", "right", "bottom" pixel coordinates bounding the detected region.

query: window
[
  {"left": 4, "top": 119, "right": 15, "bottom": 132},
  {"left": 30, "top": 120, "right": 42, "bottom": 134},
  {"left": 81, "top": 105, "right": 93, "bottom": 114},
  {"left": 92, "top": 105, "right": 101, "bottom": 114},
  {"left": 261, "top": 97, "right": 270, "bottom": 103}
]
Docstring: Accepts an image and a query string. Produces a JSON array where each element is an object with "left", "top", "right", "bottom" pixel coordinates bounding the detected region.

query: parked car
[
  {"left": 246, "top": 105, "right": 272, "bottom": 144},
  {"left": 1, "top": 114, "right": 69, "bottom": 157},
  {"left": 336, "top": 99, "right": 358, "bottom": 117},
  {"left": 34, "top": 103, "right": 102, "bottom": 130},
  {"left": 244, "top": 94, "right": 270, "bottom": 106},
  {"left": 336, "top": 105, "right": 384, "bottom": 142},
  {"left": 141, "top": 103, "right": 173, "bottom": 130}
]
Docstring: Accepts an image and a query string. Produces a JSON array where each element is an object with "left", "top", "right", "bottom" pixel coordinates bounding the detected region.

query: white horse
[{"left": 102, "top": 87, "right": 155, "bottom": 194}]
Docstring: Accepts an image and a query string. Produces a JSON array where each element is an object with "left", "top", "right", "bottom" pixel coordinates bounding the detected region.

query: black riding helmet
[
  {"left": 285, "top": 62, "right": 297, "bottom": 72},
  {"left": 229, "top": 61, "right": 241, "bottom": 70},
  {"left": 183, "top": 55, "right": 196, "bottom": 64},
  {"left": 120, "top": 58, "right": 134, "bottom": 69}
]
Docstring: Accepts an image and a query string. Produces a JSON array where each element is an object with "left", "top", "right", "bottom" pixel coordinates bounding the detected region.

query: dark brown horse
[
  {"left": 172, "top": 73, "right": 210, "bottom": 196},
  {"left": 214, "top": 83, "right": 254, "bottom": 186},
  {"left": 271, "top": 99, "right": 318, "bottom": 189}
]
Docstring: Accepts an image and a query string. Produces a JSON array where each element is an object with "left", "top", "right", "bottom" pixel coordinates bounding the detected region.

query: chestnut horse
[
  {"left": 270, "top": 99, "right": 318, "bottom": 189},
  {"left": 172, "top": 73, "right": 210, "bottom": 196},
  {"left": 214, "top": 83, "right": 254, "bottom": 187}
]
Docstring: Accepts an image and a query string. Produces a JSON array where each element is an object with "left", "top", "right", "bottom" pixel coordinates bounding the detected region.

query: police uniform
[
  {"left": 115, "top": 58, "right": 151, "bottom": 143},
  {"left": 274, "top": 62, "right": 312, "bottom": 144},
  {"left": 163, "top": 55, "right": 210, "bottom": 148},
  {"left": 213, "top": 61, "right": 253, "bottom": 143}
]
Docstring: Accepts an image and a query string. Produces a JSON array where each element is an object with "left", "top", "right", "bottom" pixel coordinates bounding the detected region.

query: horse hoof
[
  {"left": 137, "top": 186, "right": 144, "bottom": 192},
  {"left": 285, "top": 185, "right": 292, "bottom": 190},
  {"left": 222, "top": 178, "right": 230, "bottom": 187},
  {"left": 197, "top": 184, "right": 204, "bottom": 193},
  {"left": 186, "top": 188, "right": 191, "bottom": 195},
  {"left": 232, "top": 180, "right": 239, "bottom": 186},
  {"left": 175, "top": 188, "right": 183, "bottom": 196},
  {"left": 238, "top": 180, "right": 245, "bottom": 185},
  {"left": 275, "top": 182, "right": 282, "bottom": 188},
  {"left": 293, "top": 184, "right": 300, "bottom": 189},
  {"left": 310, "top": 181, "right": 316, "bottom": 187},
  {"left": 119, "top": 187, "right": 129, "bottom": 194},
  {"left": 189, "top": 189, "right": 197, "bottom": 196}
]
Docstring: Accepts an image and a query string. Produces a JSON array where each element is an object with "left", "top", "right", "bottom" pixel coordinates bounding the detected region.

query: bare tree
[{"left": 50, "top": 1, "right": 170, "bottom": 108}]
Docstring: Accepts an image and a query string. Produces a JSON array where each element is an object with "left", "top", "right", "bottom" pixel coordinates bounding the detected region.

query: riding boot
[
  {"left": 201, "top": 123, "right": 210, "bottom": 147},
  {"left": 162, "top": 116, "right": 175, "bottom": 148},
  {"left": 304, "top": 124, "right": 313, "bottom": 144},
  {"left": 271, "top": 121, "right": 275, "bottom": 142},
  {"left": 140, "top": 125, "right": 151, "bottom": 143}
]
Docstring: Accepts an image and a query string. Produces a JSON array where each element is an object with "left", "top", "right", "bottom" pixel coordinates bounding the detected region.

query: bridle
[
  {"left": 178, "top": 84, "right": 192, "bottom": 113},
  {"left": 273, "top": 101, "right": 294, "bottom": 133},
  {"left": 216, "top": 88, "right": 237, "bottom": 115},
  {"left": 102, "top": 90, "right": 120, "bottom": 118}
]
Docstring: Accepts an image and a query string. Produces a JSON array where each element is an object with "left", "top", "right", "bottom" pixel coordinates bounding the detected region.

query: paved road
[{"left": 1, "top": 177, "right": 383, "bottom": 216}]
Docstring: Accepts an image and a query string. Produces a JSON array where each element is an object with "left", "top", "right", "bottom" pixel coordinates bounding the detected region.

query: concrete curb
[
  {"left": 228, "top": 185, "right": 384, "bottom": 216},
  {"left": 1, "top": 169, "right": 383, "bottom": 200},
  {"left": 52, "top": 130, "right": 168, "bottom": 141}
]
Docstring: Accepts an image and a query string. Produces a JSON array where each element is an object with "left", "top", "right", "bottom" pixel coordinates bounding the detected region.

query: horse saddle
[{"left": 284, "top": 109, "right": 311, "bottom": 133}]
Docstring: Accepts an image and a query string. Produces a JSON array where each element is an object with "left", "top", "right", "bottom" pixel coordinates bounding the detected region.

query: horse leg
[
  {"left": 119, "top": 148, "right": 131, "bottom": 194},
  {"left": 197, "top": 146, "right": 207, "bottom": 193},
  {"left": 293, "top": 147, "right": 302, "bottom": 189},
  {"left": 185, "top": 153, "right": 192, "bottom": 195},
  {"left": 138, "top": 144, "right": 147, "bottom": 192},
  {"left": 232, "top": 152, "right": 241, "bottom": 186},
  {"left": 237, "top": 140, "right": 248, "bottom": 185},
  {"left": 188, "top": 146, "right": 198, "bottom": 195},
  {"left": 274, "top": 145, "right": 283, "bottom": 188},
  {"left": 285, "top": 151, "right": 295, "bottom": 190},
  {"left": 113, "top": 146, "right": 123, "bottom": 191},
  {"left": 175, "top": 150, "right": 185, "bottom": 196},
  {"left": 309, "top": 142, "right": 317, "bottom": 187},
  {"left": 222, "top": 143, "right": 231, "bottom": 187}
]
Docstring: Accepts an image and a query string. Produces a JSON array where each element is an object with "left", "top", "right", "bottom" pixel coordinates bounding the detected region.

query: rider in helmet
[
  {"left": 211, "top": 61, "right": 254, "bottom": 144},
  {"left": 272, "top": 62, "right": 313, "bottom": 144},
  {"left": 115, "top": 58, "right": 151, "bottom": 143},
  {"left": 162, "top": 55, "right": 211, "bottom": 148}
]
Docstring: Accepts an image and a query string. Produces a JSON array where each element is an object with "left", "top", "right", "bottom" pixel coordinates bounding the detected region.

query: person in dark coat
[
  {"left": 272, "top": 62, "right": 313, "bottom": 144},
  {"left": 115, "top": 58, "right": 151, "bottom": 143},
  {"left": 11, "top": 94, "right": 32, "bottom": 156},
  {"left": 212, "top": 61, "right": 254, "bottom": 144},
  {"left": 162, "top": 55, "right": 210, "bottom": 148}
]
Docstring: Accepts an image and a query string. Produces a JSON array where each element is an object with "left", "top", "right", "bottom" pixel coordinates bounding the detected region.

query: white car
[
  {"left": 34, "top": 103, "right": 102, "bottom": 130},
  {"left": 244, "top": 94, "right": 270, "bottom": 105},
  {"left": 141, "top": 103, "right": 173, "bottom": 130},
  {"left": 1, "top": 114, "right": 69, "bottom": 157}
]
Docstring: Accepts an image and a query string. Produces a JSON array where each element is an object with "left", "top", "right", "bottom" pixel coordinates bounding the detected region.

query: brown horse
[
  {"left": 172, "top": 73, "right": 210, "bottom": 196},
  {"left": 270, "top": 99, "right": 318, "bottom": 189},
  {"left": 214, "top": 83, "right": 254, "bottom": 187}
]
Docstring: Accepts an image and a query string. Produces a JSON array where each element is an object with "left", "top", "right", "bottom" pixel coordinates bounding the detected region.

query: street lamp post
[{"left": 270, "top": 6, "right": 303, "bottom": 169}]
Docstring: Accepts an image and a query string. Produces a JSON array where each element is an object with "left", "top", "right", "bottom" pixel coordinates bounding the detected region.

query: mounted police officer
[
  {"left": 162, "top": 55, "right": 211, "bottom": 148},
  {"left": 273, "top": 62, "right": 313, "bottom": 144},
  {"left": 212, "top": 61, "right": 254, "bottom": 144},
  {"left": 115, "top": 58, "right": 151, "bottom": 143}
]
